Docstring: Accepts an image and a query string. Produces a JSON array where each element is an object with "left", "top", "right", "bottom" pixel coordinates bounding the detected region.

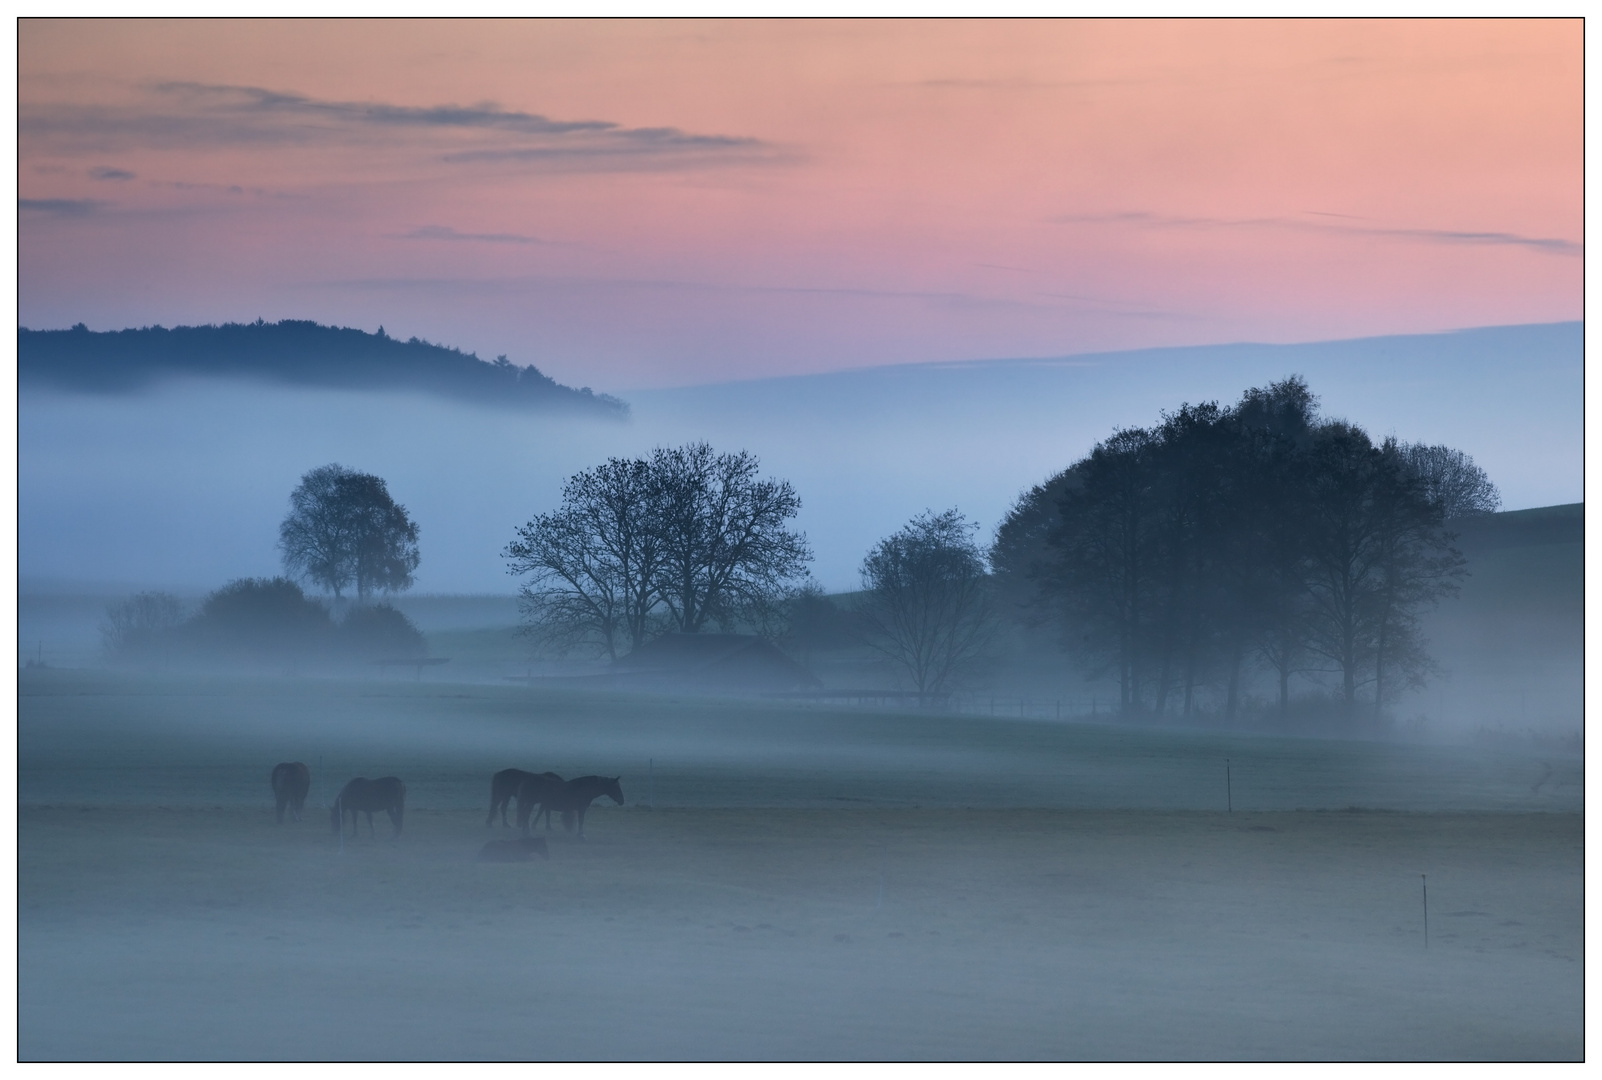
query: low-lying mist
[{"left": 19, "top": 322, "right": 1581, "bottom": 596}]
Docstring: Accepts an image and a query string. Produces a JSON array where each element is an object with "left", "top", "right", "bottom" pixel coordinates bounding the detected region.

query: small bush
[{"left": 338, "top": 603, "right": 427, "bottom": 660}]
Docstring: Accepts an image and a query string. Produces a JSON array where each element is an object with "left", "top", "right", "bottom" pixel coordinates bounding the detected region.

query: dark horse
[
  {"left": 331, "top": 777, "right": 407, "bottom": 838},
  {"left": 270, "top": 761, "right": 311, "bottom": 823},
  {"left": 539, "top": 776, "right": 624, "bottom": 839},
  {"left": 486, "top": 768, "right": 561, "bottom": 828},
  {"left": 513, "top": 772, "right": 567, "bottom": 836}
]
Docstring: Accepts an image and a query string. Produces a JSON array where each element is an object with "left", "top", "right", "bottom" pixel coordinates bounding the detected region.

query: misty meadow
[{"left": 17, "top": 19, "right": 1582, "bottom": 1064}]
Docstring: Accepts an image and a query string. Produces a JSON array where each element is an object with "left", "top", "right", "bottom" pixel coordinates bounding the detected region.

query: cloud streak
[
  {"left": 23, "top": 81, "right": 771, "bottom": 173},
  {"left": 394, "top": 225, "right": 552, "bottom": 245},
  {"left": 1055, "top": 210, "right": 1581, "bottom": 256},
  {"left": 19, "top": 198, "right": 106, "bottom": 217}
]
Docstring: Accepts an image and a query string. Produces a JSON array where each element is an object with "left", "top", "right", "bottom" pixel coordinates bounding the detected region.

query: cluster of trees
[
  {"left": 103, "top": 578, "right": 425, "bottom": 665},
  {"left": 991, "top": 377, "right": 1486, "bottom": 723},
  {"left": 504, "top": 443, "right": 812, "bottom": 658},
  {"left": 104, "top": 463, "right": 428, "bottom": 666},
  {"left": 97, "top": 376, "right": 1497, "bottom": 728}
]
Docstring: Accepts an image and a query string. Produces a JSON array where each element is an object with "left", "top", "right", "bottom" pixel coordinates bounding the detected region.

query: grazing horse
[
  {"left": 542, "top": 775, "right": 624, "bottom": 840},
  {"left": 477, "top": 836, "right": 549, "bottom": 862},
  {"left": 270, "top": 762, "right": 311, "bottom": 823},
  {"left": 331, "top": 777, "right": 406, "bottom": 838},
  {"left": 486, "top": 767, "right": 559, "bottom": 828},
  {"left": 513, "top": 771, "right": 567, "bottom": 836}
]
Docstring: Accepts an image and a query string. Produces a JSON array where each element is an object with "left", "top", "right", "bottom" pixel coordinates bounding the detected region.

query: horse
[
  {"left": 477, "top": 836, "right": 549, "bottom": 862},
  {"left": 486, "top": 767, "right": 559, "bottom": 828},
  {"left": 270, "top": 761, "right": 311, "bottom": 823},
  {"left": 513, "top": 771, "right": 567, "bottom": 836},
  {"left": 540, "top": 776, "right": 624, "bottom": 840},
  {"left": 331, "top": 777, "right": 406, "bottom": 838}
]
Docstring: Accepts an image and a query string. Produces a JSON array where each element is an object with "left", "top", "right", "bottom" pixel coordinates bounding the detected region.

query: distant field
[
  {"left": 17, "top": 670, "right": 1582, "bottom": 813},
  {"left": 17, "top": 668, "right": 1583, "bottom": 1059}
]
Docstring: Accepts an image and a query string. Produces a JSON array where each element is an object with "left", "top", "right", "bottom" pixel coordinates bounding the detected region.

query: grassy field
[{"left": 17, "top": 669, "right": 1584, "bottom": 1060}]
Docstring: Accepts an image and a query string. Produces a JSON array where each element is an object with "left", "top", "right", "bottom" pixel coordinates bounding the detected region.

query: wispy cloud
[
  {"left": 314, "top": 271, "right": 1198, "bottom": 321},
  {"left": 22, "top": 82, "right": 771, "bottom": 173},
  {"left": 19, "top": 198, "right": 106, "bottom": 216},
  {"left": 394, "top": 225, "right": 552, "bottom": 245},
  {"left": 1054, "top": 210, "right": 1581, "bottom": 256},
  {"left": 88, "top": 166, "right": 135, "bottom": 181},
  {"left": 894, "top": 75, "right": 1158, "bottom": 91}
]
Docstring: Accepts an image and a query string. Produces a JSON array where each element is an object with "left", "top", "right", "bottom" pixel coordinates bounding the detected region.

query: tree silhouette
[
  {"left": 859, "top": 509, "right": 996, "bottom": 699},
  {"left": 279, "top": 464, "right": 420, "bottom": 602}
]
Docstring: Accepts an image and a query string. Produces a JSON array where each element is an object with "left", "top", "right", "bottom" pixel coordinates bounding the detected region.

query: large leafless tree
[{"left": 505, "top": 443, "right": 811, "bottom": 657}]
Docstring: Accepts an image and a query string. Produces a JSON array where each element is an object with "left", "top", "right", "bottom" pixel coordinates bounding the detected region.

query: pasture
[{"left": 17, "top": 669, "right": 1584, "bottom": 1060}]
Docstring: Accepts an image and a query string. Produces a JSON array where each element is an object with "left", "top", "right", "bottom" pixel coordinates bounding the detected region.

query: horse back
[
  {"left": 491, "top": 768, "right": 536, "bottom": 803},
  {"left": 548, "top": 775, "right": 611, "bottom": 810},
  {"left": 337, "top": 776, "right": 405, "bottom": 811}
]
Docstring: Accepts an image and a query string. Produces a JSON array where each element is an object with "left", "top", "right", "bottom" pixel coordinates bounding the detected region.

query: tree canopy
[
  {"left": 992, "top": 376, "right": 1467, "bottom": 724},
  {"left": 279, "top": 464, "right": 420, "bottom": 601},
  {"left": 505, "top": 443, "right": 812, "bottom": 658},
  {"left": 859, "top": 509, "right": 996, "bottom": 698}
]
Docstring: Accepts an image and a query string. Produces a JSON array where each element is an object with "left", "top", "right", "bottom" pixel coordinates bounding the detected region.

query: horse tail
[{"left": 394, "top": 782, "right": 407, "bottom": 836}]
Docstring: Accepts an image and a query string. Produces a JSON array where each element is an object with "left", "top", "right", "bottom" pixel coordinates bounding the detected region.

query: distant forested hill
[{"left": 18, "top": 320, "right": 628, "bottom": 417}]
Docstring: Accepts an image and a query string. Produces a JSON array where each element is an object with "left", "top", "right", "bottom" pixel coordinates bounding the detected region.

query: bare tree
[
  {"left": 1397, "top": 442, "right": 1501, "bottom": 519},
  {"left": 650, "top": 443, "right": 812, "bottom": 633},
  {"left": 504, "top": 457, "right": 666, "bottom": 660},
  {"left": 102, "top": 591, "right": 185, "bottom": 661},
  {"left": 505, "top": 444, "right": 810, "bottom": 655},
  {"left": 279, "top": 464, "right": 420, "bottom": 602},
  {"left": 859, "top": 509, "right": 996, "bottom": 700}
]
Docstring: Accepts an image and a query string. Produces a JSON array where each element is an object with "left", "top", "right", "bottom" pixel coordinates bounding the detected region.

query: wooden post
[{"left": 1422, "top": 874, "right": 1428, "bottom": 949}]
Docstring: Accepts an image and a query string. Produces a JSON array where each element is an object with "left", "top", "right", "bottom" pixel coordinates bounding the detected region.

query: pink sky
[{"left": 19, "top": 19, "right": 1581, "bottom": 390}]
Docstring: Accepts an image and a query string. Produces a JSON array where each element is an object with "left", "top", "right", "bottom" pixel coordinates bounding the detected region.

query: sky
[{"left": 17, "top": 19, "right": 1581, "bottom": 391}]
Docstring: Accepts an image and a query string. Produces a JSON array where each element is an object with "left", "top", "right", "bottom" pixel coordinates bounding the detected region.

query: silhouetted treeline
[
  {"left": 992, "top": 377, "right": 1473, "bottom": 725},
  {"left": 102, "top": 578, "right": 426, "bottom": 668},
  {"left": 19, "top": 319, "right": 628, "bottom": 416}
]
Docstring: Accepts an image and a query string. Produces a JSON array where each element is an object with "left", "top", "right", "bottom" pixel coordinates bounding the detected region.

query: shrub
[
  {"left": 337, "top": 603, "right": 427, "bottom": 660},
  {"left": 187, "top": 577, "right": 331, "bottom": 660}
]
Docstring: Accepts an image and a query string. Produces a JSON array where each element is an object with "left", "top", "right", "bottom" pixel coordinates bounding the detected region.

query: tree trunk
[{"left": 1224, "top": 640, "right": 1244, "bottom": 723}]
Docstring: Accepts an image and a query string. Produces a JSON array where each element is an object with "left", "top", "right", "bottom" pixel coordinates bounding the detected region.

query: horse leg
[{"left": 577, "top": 807, "right": 588, "bottom": 840}]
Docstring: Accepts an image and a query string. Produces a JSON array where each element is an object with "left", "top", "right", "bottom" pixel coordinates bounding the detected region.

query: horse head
[{"left": 606, "top": 776, "right": 625, "bottom": 805}]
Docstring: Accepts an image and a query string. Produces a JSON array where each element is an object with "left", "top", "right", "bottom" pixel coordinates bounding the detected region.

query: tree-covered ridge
[{"left": 18, "top": 319, "right": 628, "bottom": 417}]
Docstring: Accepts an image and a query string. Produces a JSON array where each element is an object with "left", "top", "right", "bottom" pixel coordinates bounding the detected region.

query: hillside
[
  {"left": 18, "top": 320, "right": 628, "bottom": 417},
  {"left": 1416, "top": 503, "right": 1582, "bottom": 741}
]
